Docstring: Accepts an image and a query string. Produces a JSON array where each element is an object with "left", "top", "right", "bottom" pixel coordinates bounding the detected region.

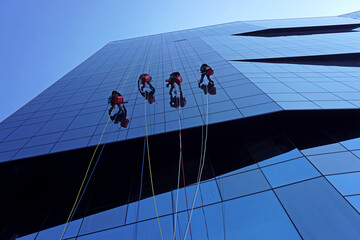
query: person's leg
[
  {"left": 169, "top": 84, "right": 174, "bottom": 95},
  {"left": 178, "top": 84, "right": 183, "bottom": 97},
  {"left": 199, "top": 73, "right": 205, "bottom": 86},
  {"left": 110, "top": 114, "right": 116, "bottom": 121},
  {"left": 206, "top": 74, "right": 214, "bottom": 84},
  {"left": 109, "top": 104, "right": 115, "bottom": 115},
  {"left": 117, "top": 104, "right": 124, "bottom": 113}
]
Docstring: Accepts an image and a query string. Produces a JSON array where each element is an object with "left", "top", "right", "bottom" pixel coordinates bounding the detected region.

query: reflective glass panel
[{"left": 275, "top": 178, "right": 360, "bottom": 239}]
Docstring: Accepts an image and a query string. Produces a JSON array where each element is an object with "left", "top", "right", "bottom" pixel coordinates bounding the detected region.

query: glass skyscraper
[{"left": 2, "top": 11, "right": 360, "bottom": 240}]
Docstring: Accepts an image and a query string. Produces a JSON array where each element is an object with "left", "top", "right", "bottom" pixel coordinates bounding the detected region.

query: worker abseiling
[
  {"left": 166, "top": 72, "right": 183, "bottom": 96},
  {"left": 108, "top": 90, "right": 124, "bottom": 115},
  {"left": 199, "top": 64, "right": 214, "bottom": 87},
  {"left": 138, "top": 75, "right": 156, "bottom": 104}
]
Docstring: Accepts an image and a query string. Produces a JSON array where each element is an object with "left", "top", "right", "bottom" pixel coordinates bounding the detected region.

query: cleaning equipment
[
  {"left": 148, "top": 95, "right": 155, "bottom": 104},
  {"left": 208, "top": 84, "right": 217, "bottom": 95},
  {"left": 120, "top": 118, "right": 129, "bottom": 128},
  {"left": 180, "top": 96, "right": 186, "bottom": 107}
]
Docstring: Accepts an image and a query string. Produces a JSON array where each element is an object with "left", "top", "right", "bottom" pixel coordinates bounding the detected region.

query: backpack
[
  {"left": 112, "top": 96, "right": 124, "bottom": 104},
  {"left": 206, "top": 69, "right": 214, "bottom": 76},
  {"left": 175, "top": 75, "right": 183, "bottom": 84},
  {"left": 140, "top": 74, "right": 152, "bottom": 83}
]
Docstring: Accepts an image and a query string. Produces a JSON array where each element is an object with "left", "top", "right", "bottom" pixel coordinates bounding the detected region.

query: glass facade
[{"left": 1, "top": 11, "right": 360, "bottom": 240}]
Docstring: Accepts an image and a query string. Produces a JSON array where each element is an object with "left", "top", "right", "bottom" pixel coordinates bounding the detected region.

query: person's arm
[
  {"left": 149, "top": 84, "right": 155, "bottom": 94},
  {"left": 138, "top": 79, "right": 141, "bottom": 91},
  {"left": 169, "top": 84, "right": 174, "bottom": 95}
]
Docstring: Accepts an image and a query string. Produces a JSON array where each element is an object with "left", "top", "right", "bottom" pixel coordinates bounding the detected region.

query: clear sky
[{"left": 1, "top": 0, "right": 360, "bottom": 122}]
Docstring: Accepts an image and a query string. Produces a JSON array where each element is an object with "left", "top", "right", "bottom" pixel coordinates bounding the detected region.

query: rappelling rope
[
  {"left": 59, "top": 117, "right": 111, "bottom": 240},
  {"left": 131, "top": 36, "right": 164, "bottom": 240},
  {"left": 166, "top": 36, "right": 193, "bottom": 240},
  {"left": 177, "top": 39, "right": 210, "bottom": 240},
  {"left": 132, "top": 36, "right": 164, "bottom": 240},
  {"left": 132, "top": 37, "right": 155, "bottom": 240},
  {"left": 144, "top": 36, "right": 164, "bottom": 240},
  {"left": 172, "top": 38, "right": 209, "bottom": 240},
  {"left": 120, "top": 38, "right": 156, "bottom": 240},
  {"left": 59, "top": 39, "right": 149, "bottom": 240},
  {"left": 144, "top": 97, "right": 164, "bottom": 240}
]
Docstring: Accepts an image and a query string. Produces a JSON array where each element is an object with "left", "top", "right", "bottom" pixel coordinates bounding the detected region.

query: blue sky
[{"left": 1, "top": 0, "right": 360, "bottom": 122}]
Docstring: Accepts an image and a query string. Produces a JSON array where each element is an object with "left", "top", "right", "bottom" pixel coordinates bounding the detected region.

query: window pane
[
  {"left": 79, "top": 205, "right": 127, "bottom": 235},
  {"left": 275, "top": 178, "right": 360, "bottom": 239},
  {"left": 307, "top": 151, "right": 360, "bottom": 175},
  {"left": 36, "top": 219, "right": 82, "bottom": 240},
  {"left": 223, "top": 191, "right": 300, "bottom": 239},
  {"left": 262, "top": 157, "right": 320, "bottom": 188},
  {"left": 346, "top": 195, "right": 360, "bottom": 213},
  {"left": 327, "top": 172, "right": 360, "bottom": 196},
  {"left": 217, "top": 169, "right": 270, "bottom": 200}
]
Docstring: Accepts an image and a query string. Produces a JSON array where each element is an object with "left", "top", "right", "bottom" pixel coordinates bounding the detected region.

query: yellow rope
[
  {"left": 144, "top": 98, "right": 164, "bottom": 240},
  {"left": 59, "top": 117, "right": 110, "bottom": 240},
  {"left": 139, "top": 37, "right": 163, "bottom": 239},
  {"left": 59, "top": 40, "right": 148, "bottom": 240}
]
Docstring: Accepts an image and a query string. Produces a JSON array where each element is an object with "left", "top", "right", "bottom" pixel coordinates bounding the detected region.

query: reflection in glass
[
  {"left": 262, "top": 157, "right": 320, "bottom": 188},
  {"left": 217, "top": 169, "right": 270, "bottom": 200},
  {"left": 275, "top": 178, "right": 360, "bottom": 239},
  {"left": 327, "top": 172, "right": 360, "bottom": 196},
  {"left": 79, "top": 205, "right": 127, "bottom": 235},
  {"left": 307, "top": 151, "right": 360, "bottom": 175},
  {"left": 223, "top": 191, "right": 301, "bottom": 239}
]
